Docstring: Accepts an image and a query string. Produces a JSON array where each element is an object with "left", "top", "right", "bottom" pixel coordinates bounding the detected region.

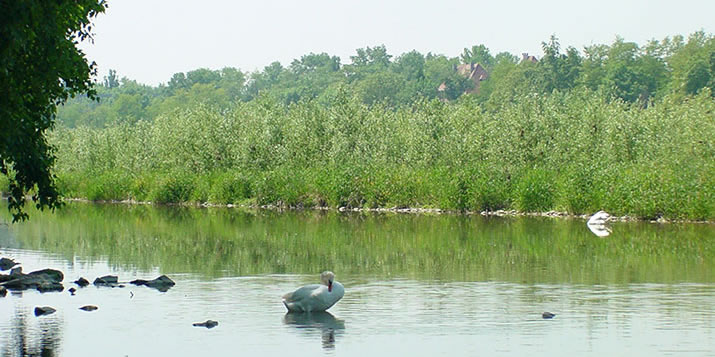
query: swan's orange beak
[{"left": 328, "top": 281, "right": 333, "bottom": 292}]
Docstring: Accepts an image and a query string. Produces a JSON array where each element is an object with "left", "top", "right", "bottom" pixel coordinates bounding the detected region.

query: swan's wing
[{"left": 282, "top": 284, "right": 322, "bottom": 302}]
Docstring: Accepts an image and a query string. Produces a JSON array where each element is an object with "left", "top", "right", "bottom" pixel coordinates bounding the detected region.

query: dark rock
[
  {"left": 37, "top": 284, "right": 64, "bottom": 293},
  {"left": 1, "top": 268, "right": 64, "bottom": 292},
  {"left": 0, "top": 286, "right": 6, "bottom": 297},
  {"left": 79, "top": 305, "right": 98, "bottom": 312},
  {"left": 0, "top": 257, "right": 19, "bottom": 271},
  {"left": 74, "top": 277, "right": 90, "bottom": 287},
  {"left": 192, "top": 320, "right": 218, "bottom": 329},
  {"left": 34, "top": 306, "right": 56, "bottom": 316},
  {"left": 10, "top": 267, "right": 22, "bottom": 276},
  {"left": 68, "top": 287, "right": 76, "bottom": 295},
  {"left": 542, "top": 312, "right": 556, "bottom": 319},
  {"left": 28, "top": 269, "right": 63, "bottom": 282},
  {"left": 130, "top": 275, "right": 175, "bottom": 292},
  {"left": 93, "top": 275, "right": 119, "bottom": 286}
]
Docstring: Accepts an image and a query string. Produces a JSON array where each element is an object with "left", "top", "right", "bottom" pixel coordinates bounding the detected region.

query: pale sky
[{"left": 79, "top": 0, "right": 714, "bottom": 86}]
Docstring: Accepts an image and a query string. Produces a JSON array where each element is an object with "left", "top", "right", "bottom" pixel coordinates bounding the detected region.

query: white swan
[
  {"left": 282, "top": 271, "right": 344, "bottom": 312},
  {"left": 587, "top": 210, "right": 611, "bottom": 226},
  {"left": 587, "top": 210, "right": 612, "bottom": 237}
]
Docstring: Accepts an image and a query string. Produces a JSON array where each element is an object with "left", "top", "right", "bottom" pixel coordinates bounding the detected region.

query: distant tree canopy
[
  {"left": 55, "top": 32, "right": 714, "bottom": 130},
  {"left": 0, "top": 0, "right": 107, "bottom": 221}
]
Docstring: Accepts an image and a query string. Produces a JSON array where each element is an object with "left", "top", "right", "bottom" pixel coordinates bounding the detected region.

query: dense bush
[{"left": 45, "top": 89, "right": 714, "bottom": 220}]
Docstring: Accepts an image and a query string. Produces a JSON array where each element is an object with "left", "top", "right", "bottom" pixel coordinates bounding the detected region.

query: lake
[{"left": 0, "top": 202, "right": 713, "bottom": 356}]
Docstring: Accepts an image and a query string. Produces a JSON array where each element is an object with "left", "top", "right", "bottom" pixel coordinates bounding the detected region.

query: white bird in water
[
  {"left": 282, "top": 271, "right": 344, "bottom": 312},
  {"left": 587, "top": 210, "right": 611, "bottom": 225},
  {"left": 587, "top": 210, "right": 612, "bottom": 237}
]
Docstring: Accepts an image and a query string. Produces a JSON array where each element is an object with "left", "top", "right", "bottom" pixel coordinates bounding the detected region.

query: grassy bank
[{"left": 36, "top": 90, "right": 715, "bottom": 220}]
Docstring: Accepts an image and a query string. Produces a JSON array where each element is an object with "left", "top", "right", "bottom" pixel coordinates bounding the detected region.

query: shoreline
[{"left": 59, "top": 197, "right": 713, "bottom": 224}]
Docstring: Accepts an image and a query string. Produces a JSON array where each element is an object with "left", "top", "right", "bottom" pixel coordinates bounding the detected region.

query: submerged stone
[
  {"left": 74, "top": 277, "right": 90, "bottom": 287},
  {"left": 192, "top": 320, "right": 218, "bottom": 329},
  {"left": 94, "top": 275, "right": 119, "bottom": 286},
  {"left": 130, "top": 275, "right": 175, "bottom": 292},
  {"left": 542, "top": 312, "right": 556, "bottom": 319},
  {"left": 79, "top": 305, "right": 98, "bottom": 312},
  {"left": 34, "top": 306, "right": 57, "bottom": 316}
]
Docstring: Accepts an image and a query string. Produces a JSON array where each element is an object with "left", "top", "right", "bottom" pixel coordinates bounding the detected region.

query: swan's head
[{"left": 321, "top": 271, "right": 335, "bottom": 292}]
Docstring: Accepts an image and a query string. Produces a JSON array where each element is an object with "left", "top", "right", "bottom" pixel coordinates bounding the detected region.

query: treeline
[
  {"left": 56, "top": 32, "right": 714, "bottom": 128},
  {"left": 47, "top": 88, "right": 713, "bottom": 220},
  {"left": 4, "top": 32, "right": 708, "bottom": 220}
]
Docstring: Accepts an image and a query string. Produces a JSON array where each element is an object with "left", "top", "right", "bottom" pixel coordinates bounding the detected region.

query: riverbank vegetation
[
  {"left": 49, "top": 88, "right": 713, "bottom": 220},
  {"left": 3, "top": 32, "right": 714, "bottom": 220}
]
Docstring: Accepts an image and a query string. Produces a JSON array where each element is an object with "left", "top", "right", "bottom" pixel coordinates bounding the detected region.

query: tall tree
[
  {"left": 460, "top": 44, "right": 494, "bottom": 69},
  {"left": 539, "top": 35, "right": 581, "bottom": 93},
  {"left": 103, "top": 69, "right": 120, "bottom": 88},
  {"left": 0, "top": 0, "right": 107, "bottom": 221},
  {"left": 345, "top": 45, "right": 392, "bottom": 81},
  {"left": 393, "top": 50, "right": 426, "bottom": 81},
  {"left": 667, "top": 31, "right": 714, "bottom": 96}
]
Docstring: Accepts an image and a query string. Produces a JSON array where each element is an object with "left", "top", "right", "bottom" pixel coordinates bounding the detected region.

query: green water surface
[{"left": 2, "top": 201, "right": 711, "bottom": 284}]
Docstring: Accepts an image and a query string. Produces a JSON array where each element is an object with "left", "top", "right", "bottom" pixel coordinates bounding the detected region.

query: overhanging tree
[{"left": 0, "top": 0, "right": 107, "bottom": 221}]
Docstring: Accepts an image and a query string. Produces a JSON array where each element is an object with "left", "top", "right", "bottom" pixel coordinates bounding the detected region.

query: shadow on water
[
  {"left": 2, "top": 306, "right": 62, "bottom": 357},
  {"left": 282, "top": 312, "right": 346, "bottom": 351}
]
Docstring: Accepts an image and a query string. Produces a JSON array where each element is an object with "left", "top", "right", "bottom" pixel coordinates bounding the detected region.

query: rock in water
[
  {"left": 79, "top": 305, "right": 98, "bottom": 312},
  {"left": 68, "top": 287, "right": 77, "bottom": 295},
  {"left": 0, "top": 257, "right": 19, "bottom": 271},
  {"left": 34, "top": 306, "right": 56, "bottom": 316},
  {"left": 0, "top": 286, "right": 7, "bottom": 297},
  {"left": 542, "top": 312, "right": 556, "bottom": 319},
  {"left": 130, "top": 275, "right": 175, "bottom": 292},
  {"left": 192, "top": 320, "right": 218, "bottom": 329},
  {"left": 28, "top": 269, "right": 63, "bottom": 282},
  {"left": 74, "top": 277, "right": 90, "bottom": 287},
  {"left": 93, "top": 275, "right": 119, "bottom": 287},
  {"left": 1, "top": 268, "right": 64, "bottom": 292}
]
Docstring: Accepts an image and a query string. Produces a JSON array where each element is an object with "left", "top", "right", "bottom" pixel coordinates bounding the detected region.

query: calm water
[{"left": 0, "top": 202, "right": 713, "bottom": 356}]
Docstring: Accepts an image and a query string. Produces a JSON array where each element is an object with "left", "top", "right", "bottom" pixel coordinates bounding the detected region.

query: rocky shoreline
[{"left": 61, "top": 197, "right": 712, "bottom": 224}]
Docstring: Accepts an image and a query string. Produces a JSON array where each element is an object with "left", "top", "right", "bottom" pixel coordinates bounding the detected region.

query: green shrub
[
  {"left": 130, "top": 173, "right": 156, "bottom": 202},
  {"left": 150, "top": 172, "right": 195, "bottom": 204},
  {"left": 79, "top": 171, "right": 133, "bottom": 201},
  {"left": 209, "top": 171, "right": 253, "bottom": 204},
  {"left": 515, "top": 169, "right": 556, "bottom": 212},
  {"left": 468, "top": 165, "right": 512, "bottom": 211},
  {"left": 555, "top": 165, "right": 605, "bottom": 214}
]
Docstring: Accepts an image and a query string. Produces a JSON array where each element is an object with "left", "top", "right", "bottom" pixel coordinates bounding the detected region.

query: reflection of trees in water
[
  {"left": 283, "top": 312, "right": 345, "bottom": 351},
  {"left": 0, "top": 224, "right": 21, "bottom": 249},
  {"left": 2, "top": 307, "right": 62, "bottom": 357}
]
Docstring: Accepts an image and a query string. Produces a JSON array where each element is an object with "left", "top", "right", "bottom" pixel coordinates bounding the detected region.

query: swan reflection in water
[
  {"left": 283, "top": 311, "right": 346, "bottom": 350},
  {"left": 587, "top": 210, "right": 612, "bottom": 237}
]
